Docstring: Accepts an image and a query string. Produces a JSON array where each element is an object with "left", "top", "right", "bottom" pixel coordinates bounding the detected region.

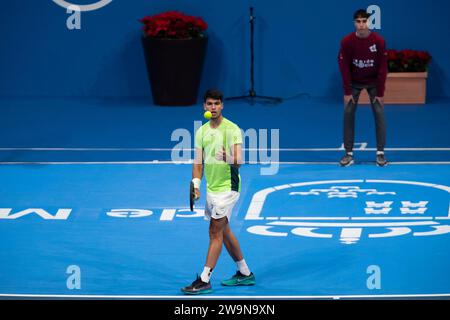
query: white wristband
[{"left": 192, "top": 178, "right": 201, "bottom": 189}]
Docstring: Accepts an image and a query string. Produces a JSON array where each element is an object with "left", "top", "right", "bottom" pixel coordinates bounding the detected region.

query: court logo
[
  {"left": 105, "top": 208, "right": 205, "bottom": 220},
  {"left": 245, "top": 179, "right": 450, "bottom": 245},
  {"left": 52, "top": 0, "right": 113, "bottom": 30},
  {"left": 106, "top": 209, "right": 153, "bottom": 218},
  {"left": 0, "top": 208, "right": 72, "bottom": 220},
  {"left": 0, "top": 208, "right": 204, "bottom": 221}
]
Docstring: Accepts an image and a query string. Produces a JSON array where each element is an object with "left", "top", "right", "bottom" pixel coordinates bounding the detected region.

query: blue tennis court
[
  {"left": 1, "top": 0, "right": 450, "bottom": 303},
  {"left": 1, "top": 97, "right": 449, "bottom": 299}
]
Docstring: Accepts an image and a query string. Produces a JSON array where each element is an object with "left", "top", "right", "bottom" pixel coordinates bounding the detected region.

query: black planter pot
[{"left": 141, "top": 36, "right": 208, "bottom": 106}]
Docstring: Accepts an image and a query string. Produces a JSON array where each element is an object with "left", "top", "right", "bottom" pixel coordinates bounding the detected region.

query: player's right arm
[
  {"left": 338, "top": 37, "right": 354, "bottom": 105},
  {"left": 192, "top": 147, "right": 203, "bottom": 200}
]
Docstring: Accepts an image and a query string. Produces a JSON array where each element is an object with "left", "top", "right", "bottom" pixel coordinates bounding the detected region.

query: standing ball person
[
  {"left": 181, "top": 89, "right": 255, "bottom": 295},
  {"left": 338, "top": 9, "right": 388, "bottom": 167}
]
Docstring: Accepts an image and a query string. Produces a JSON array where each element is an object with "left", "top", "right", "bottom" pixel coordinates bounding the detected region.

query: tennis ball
[{"left": 204, "top": 111, "right": 212, "bottom": 119}]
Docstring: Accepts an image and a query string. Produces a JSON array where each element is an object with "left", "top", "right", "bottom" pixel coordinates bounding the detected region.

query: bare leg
[
  {"left": 205, "top": 217, "right": 228, "bottom": 269},
  {"left": 223, "top": 224, "right": 244, "bottom": 262}
]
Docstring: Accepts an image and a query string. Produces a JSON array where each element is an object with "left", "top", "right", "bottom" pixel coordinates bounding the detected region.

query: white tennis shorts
[{"left": 205, "top": 191, "right": 240, "bottom": 221}]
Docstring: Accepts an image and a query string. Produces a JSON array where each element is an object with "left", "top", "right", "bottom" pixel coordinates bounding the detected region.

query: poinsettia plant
[
  {"left": 140, "top": 11, "right": 208, "bottom": 39},
  {"left": 387, "top": 49, "right": 432, "bottom": 72}
]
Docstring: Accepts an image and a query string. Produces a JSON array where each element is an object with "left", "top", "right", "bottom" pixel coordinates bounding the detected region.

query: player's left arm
[
  {"left": 215, "top": 143, "right": 242, "bottom": 167},
  {"left": 229, "top": 143, "right": 243, "bottom": 168}
]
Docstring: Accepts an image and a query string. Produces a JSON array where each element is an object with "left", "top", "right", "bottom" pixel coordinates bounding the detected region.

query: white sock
[
  {"left": 377, "top": 151, "right": 384, "bottom": 155},
  {"left": 236, "top": 259, "right": 251, "bottom": 276},
  {"left": 200, "top": 266, "right": 212, "bottom": 283}
]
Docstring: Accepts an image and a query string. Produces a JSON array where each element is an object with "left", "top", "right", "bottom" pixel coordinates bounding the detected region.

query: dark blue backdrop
[{"left": 1, "top": 0, "right": 449, "bottom": 100}]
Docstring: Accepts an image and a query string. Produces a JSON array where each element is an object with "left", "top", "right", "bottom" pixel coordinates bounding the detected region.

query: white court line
[
  {"left": 268, "top": 221, "right": 437, "bottom": 227},
  {"left": 265, "top": 148, "right": 450, "bottom": 152},
  {"left": 277, "top": 217, "right": 435, "bottom": 221},
  {"left": 279, "top": 217, "right": 350, "bottom": 220},
  {"left": 1, "top": 161, "right": 450, "bottom": 165},
  {"left": 263, "top": 162, "right": 450, "bottom": 165},
  {"left": 351, "top": 217, "right": 434, "bottom": 220},
  {"left": 0, "top": 148, "right": 176, "bottom": 151},
  {"left": 0, "top": 147, "right": 450, "bottom": 151},
  {"left": 0, "top": 161, "right": 193, "bottom": 165},
  {"left": 1, "top": 293, "right": 450, "bottom": 299}
]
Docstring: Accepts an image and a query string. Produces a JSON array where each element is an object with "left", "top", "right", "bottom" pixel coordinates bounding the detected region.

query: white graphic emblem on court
[{"left": 245, "top": 180, "right": 450, "bottom": 245}]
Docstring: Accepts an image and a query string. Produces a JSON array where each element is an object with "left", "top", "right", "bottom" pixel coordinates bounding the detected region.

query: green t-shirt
[{"left": 195, "top": 117, "right": 243, "bottom": 193}]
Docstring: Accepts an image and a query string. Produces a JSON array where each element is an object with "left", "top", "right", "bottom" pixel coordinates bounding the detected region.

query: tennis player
[{"left": 181, "top": 89, "right": 255, "bottom": 295}]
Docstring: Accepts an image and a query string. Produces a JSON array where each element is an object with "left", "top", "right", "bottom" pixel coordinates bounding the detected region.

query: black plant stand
[
  {"left": 226, "top": 7, "right": 282, "bottom": 105},
  {"left": 141, "top": 36, "right": 208, "bottom": 106}
]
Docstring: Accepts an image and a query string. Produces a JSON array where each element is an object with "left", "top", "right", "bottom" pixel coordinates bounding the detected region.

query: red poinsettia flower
[
  {"left": 417, "top": 51, "right": 431, "bottom": 62},
  {"left": 140, "top": 11, "right": 208, "bottom": 39},
  {"left": 400, "top": 49, "right": 416, "bottom": 59},
  {"left": 387, "top": 48, "right": 432, "bottom": 72},
  {"left": 387, "top": 49, "right": 398, "bottom": 61}
]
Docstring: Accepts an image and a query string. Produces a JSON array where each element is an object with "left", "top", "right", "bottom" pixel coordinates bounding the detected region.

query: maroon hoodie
[{"left": 338, "top": 32, "right": 388, "bottom": 97}]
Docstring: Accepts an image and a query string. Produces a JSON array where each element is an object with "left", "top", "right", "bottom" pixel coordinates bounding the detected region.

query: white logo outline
[
  {"left": 245, "top": 179, "right": 450, "bottom": 244},
  {"left": 52, "top": 0, "right": 113, "bottom": 12}
]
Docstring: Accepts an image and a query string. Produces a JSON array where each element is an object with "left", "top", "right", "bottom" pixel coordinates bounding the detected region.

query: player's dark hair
[
  {"left": 203, "top": 89, "right": 223, "bottom": 102},
  {"left": 353, "top": 9, "right": 370, "bottom": 20}
]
